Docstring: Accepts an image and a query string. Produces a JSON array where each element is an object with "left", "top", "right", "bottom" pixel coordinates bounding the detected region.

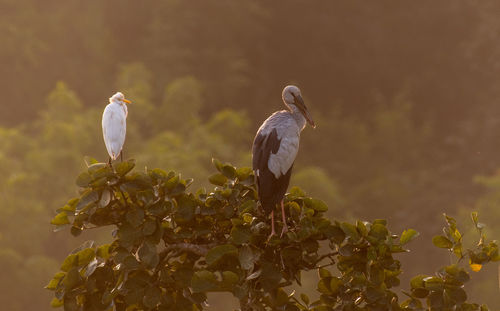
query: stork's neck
[{"left": 288, "top": 104, "right": 307, "bottom": 131}]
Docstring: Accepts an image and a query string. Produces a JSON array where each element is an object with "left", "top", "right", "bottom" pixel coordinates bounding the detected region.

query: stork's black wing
[
  {"left": 252, "top": 128, "right": 293, "bottom": 213},
  {"left": 252, "top": 128, "right": 280, "bottom": 172}
]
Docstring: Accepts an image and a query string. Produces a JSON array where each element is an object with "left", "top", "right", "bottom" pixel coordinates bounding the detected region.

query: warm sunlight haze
[{"left": 1, "top": 1, "right": 500, "bottom": 310}]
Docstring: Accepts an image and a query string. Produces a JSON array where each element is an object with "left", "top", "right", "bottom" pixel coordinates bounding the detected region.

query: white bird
[
  {"left": 102, "top": 92, "right": 132, "bottom": 164},
  {"left": 252, "top": 85, "right": 315, "bottom": 238}
]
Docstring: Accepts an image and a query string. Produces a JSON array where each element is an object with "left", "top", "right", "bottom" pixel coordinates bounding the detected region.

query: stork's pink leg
[
  {"left": 271, "top": 211, "right": 276, "bottom": 236},
  {"left": 280, "top": 199, "right": 288, "bottom": 237},
  {"left": 267, "top": 211, "right": 276, "bottom": 241}
]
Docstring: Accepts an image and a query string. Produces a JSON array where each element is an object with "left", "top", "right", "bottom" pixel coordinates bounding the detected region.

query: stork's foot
[
  {"left": 280, "top": 223, "right": 289, "bottom": 237},
  {"left": 266, "top": 231, "right": 276, "bottom": 243},
  {"left": 266, "top": 211, "right": 276, "bottom": 242}
]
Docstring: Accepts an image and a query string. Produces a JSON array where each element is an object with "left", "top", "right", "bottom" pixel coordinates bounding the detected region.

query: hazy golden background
[{"left": 1, "top": 1, "right": 500, "bottom": 309}]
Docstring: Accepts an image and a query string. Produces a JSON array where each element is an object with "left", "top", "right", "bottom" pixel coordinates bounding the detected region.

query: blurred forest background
[{"left": 2, "top": 0, "right": 500, "bottom": 310}]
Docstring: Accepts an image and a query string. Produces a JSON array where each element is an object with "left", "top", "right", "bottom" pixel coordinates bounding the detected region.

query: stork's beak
[
  {"left": 123, "top": 98, "right": 131, "bottom": 104},
  {"left": 304, "top": 109, "right": 316, "bottom": 128},
  {"left": 295, "top": 95, "right": 316, "bottom": 128}
]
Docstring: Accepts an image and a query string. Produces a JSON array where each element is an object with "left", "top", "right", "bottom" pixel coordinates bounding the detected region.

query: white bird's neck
[
  {"left": 288, "top": 104, "right": 307, "bottom": 131},
  {"left": 111, "top": 101, "right": 128, "bottom": 117}
]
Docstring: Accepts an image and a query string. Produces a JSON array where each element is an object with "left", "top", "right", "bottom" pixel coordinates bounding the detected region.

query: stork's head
[
  {"left": 109, "top": 92, "right": 131, "bottom": 105},
  {"left": 282, "top": 85, "right": 315, "bottom": 128}
]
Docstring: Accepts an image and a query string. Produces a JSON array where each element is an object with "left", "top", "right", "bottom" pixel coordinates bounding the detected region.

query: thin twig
[{"left": 316, "top": 251, "right": 338, "bottom": 263}]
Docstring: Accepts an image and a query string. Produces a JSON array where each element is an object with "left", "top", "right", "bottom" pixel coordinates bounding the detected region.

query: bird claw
[
  {"left": 280, "top": 225, "right": 289, "bottom": 238},
  {"left": 266, "top": 231, "right": 276, "bottom": 243}
]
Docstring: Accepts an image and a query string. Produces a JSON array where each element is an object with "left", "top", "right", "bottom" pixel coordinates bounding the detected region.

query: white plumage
[
  {"left": 102, "top": 92, "right": 131, "bottom": 162},
  {"left": 258, "top": 111, "right": 303, "bottom": 179}
]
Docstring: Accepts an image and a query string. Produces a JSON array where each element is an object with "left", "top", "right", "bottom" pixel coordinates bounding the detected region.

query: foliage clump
[{"left": 47, "top": 159, "right": 499, "bottom": 310}]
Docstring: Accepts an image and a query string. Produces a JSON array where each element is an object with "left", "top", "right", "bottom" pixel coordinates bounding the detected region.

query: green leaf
[
  {"left": 60, "top": 254, "right": 78, "bottom": 272},
  {"left": 432, "top": 235, "right": 453, "bottom": 249},
  {"left": 96, "top": 244, "right": 111, "bottom": 259},
  {"left": 70, "top": 226, "right": 82, "bottom": 237},
  {"left": 51, "top": 212, "right": 70, "bottom": 225},
  {"left": 123, "top": 255, "right": 140, "bottom": 270},
  {"left": 115, "top": 159, "right": 135, "bottom": 176},
  {"left": 412, "top": 288, "right": 429, "bottom": 298},
  {"left": 328, "top": 225, "right": 346, "bottom": 244},
  {"left": 260, "top": 263, "right": 282, "bottom": 291},
  {"left": 231, "top": 227, "right": 251, "bottom": 245},
  {"left": 76, "top": 248, "right": 95, "bottom": 266},
  {"left": 288, "top": 186, "right": 305, "bottom": 198},
  {"left": 238, "top": 200, "right": 256, "bottom": 214},
  {"left": 212, "top": 158, "right": 223, "bottom": 172},
  {"left": 236, "top": 167, "right": 253, "bottom": 180},
  {"left": 84, "top": 156, "right": 100, "bottom": 166},
  {"left": 400, "top": 229, "right": 420, "bottom": 245},
  {"left": 221, "top": 164, "right": 237, "bottom": 179},
  {"left": 126, "top": 208, "right": 144, "bottom": 227},
  {"left": 75, "top": 190, "right": 99, "bottom": 212},
  {"left": 63, "top": 267, "right": 82, "bottom": 289},
  {"left": 90, "top": 165, "right": 113, "bottom": 181},
  {"left": 143, "top": 286, "right": 161, "bottom": 308},
  {"left": 176, "top": 194, "right": 196, "bottom": 222},
  {"left": 45, "top": 272, "right": 65, "bottom": 290},
  {"left": 98, "top": 189, "right": 111, "bottom": 208},
  {"left": 369, "top": 223, "right": 388, "bottom": 240},
  {"left": 192, "top": 270, "right": 218, "bottom": 293},
  {"left": 208, "top": 173, "right": 227, "bottom": 186},
  {"left": 356, "top": 221, "right": 368, "bottom": 237},
  {"left": 410, "top": 275, "right": 426, "bottom": 289},
  {"left": 317, "top": 278, "right": 331, "bottom": 294},
  {"left": 304, "top": 198, "right": 328, "bottom": 212},
  {"left": 445, "top": 287, "right": 467, "bottom": 303},
  {"left": 165, "top": 174, "right": 180, "bottom": 190},
  {"left": 300, "top": 293, "right": 310, "bottom": 305},
  {"left": 149, "top": 168, "right": 167, "bottom": 179},
  {"left": 84, "top": 258, "right": 98, "bottom": 277},
  {"left": 318, "top": 268, "right": 331, "bottom": 278},
  {"left": 373, "top": 219, "right": 387, "bottom": 226},
  {"left": 88, "top": 162, "right": 107, "bottom": 174},
  {"left": 471, "top": 211, "right": 478, "bottom": 226},
  {"left": 76, "top": 171, "right": 92, "bottom": 187},
  {"left": 239, "top": 245, "right": 255, "bottom": 271},
  {"left": 206, "top": 244, "right": 238, "bottom": 265},
  {"left": 142, "top": 219, "right": 157, "bottom": 235},
  {"left": 330, "top": 277, "right": 342, "bottom": 294},
  {"left": 274, "top": 288, "right": 289, "bottom": 306},
  {"left": 222, "top": 271, "right": 239, "bottom": 287},
  {"left": 50, "top": 298, "right": 63, "bottom": 308},
  {"left": 340, "top": 222, "right": 360, "bottom": 241},
  {"left": 423, "top": 276, "right": 444, "bottom": 291},
  {"left": 138, "top": 242, "right": 159, "bottom": 268}
]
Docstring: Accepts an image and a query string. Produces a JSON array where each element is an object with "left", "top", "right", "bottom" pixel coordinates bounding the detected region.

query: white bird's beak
[{"left": 123, "top": 98, "right": 131, "bottom": 104}]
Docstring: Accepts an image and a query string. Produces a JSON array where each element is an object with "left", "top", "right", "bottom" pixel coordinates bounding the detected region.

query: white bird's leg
[
  {"left": 108, "top": 157, "right": 113, "bottom": 167},
  {"left": 120, "top": 150, "right": 123, "bottom": 162},
  {"left": 280, "top": 199, "right": 288, "bottom": 237}
]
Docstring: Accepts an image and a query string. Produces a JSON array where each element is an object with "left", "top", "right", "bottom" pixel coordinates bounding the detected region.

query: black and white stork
[{"left": 252, "top": 85, "right": 315, "bottom": 238}]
